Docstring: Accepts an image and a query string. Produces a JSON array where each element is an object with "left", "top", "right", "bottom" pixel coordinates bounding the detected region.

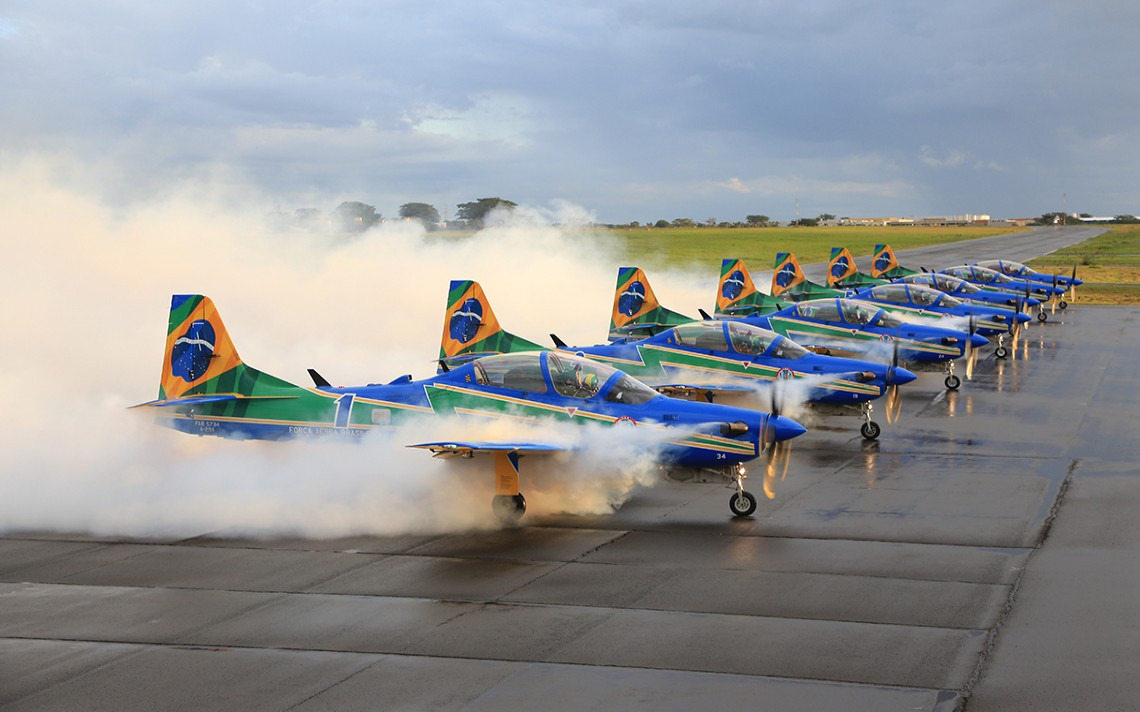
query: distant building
[{"left": 839, "top": 214, "right": 991, "bottom": 227}]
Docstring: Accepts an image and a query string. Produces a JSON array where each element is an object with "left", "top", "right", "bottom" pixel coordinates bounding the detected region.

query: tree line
[{"left": 270, "top": 197, "right": 519, "bottom": 233}]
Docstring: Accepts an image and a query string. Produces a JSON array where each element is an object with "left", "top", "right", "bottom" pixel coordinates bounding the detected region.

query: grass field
[
  {"left": 1026, "top": 225, "right": 1140, "bottom": 305},
  {"left": 607, "top": 225, "right": 1020, "bottom": 273}
]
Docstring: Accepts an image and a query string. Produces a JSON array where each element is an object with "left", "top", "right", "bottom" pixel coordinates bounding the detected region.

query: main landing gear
[
  {"left": 492, "top": 493, "right": 527, "bottom": 525},
  {"left": 860, "top": 401, "right": 881, "bottom": 441}
]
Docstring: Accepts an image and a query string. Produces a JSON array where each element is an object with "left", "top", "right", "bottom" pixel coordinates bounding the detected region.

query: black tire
[
  {"left": 729, "top": 490, "right": 757, "bottom": 517},
  {"left": 945, "top": 374, "right": 961, "bottom": 390},
  {"left": 1059, "top": 300, "right": 1068, "bottom": 310},
  {"left": 860, "top": 421, "right": 881, "bottom": 440},
  {"left": 492, "top": 493, "right": 526, "bottom": 525},
  {"left": 1037, "top": 311, "right": 1048, "bottom": 322},
  {"left": 995, "top": 346, "right": 1008, "bottom": 359}
]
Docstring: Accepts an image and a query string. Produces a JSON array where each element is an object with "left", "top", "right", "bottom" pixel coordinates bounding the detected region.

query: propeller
[
  {"left": 1050, "top": 272, "right": 1059, "bottom": 314},
  {"left": 1011, "top": 295, "right": 1023, "bottom": 349},
  {"left": 761, "top": 383, "right": 793, "bottom": 499},
  {"left": 1070, "top": 263, "right": 1078, "bottom": 300},
  {"left": 885, "top": 340, "right": 903, "bottom": 424},
  {"left": 964, "top": 314, "right": 978, "bottom": 381}
]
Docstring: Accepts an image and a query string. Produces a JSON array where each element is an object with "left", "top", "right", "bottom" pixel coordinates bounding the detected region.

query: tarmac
[{"left": 3, "top": 226, "right": 1138, "bottom": 711}]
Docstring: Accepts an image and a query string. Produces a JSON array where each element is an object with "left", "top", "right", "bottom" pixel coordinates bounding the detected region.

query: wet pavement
[{"left": 3, "top": 228, "right": 1138, "bottom": 711}]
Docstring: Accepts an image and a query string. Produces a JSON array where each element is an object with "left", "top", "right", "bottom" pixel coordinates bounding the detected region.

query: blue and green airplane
[
  {"left": 847, "top": 282, "right": 1031, "bottom": 359},
  {"left": 441, "top": 274, "right": 917, "bottom": 441},
  {"left": 135, "top": 294, "right": 806, "bottom": 520}
]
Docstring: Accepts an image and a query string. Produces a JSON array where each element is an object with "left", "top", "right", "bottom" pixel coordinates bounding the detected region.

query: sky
[{"left": 2, "top": 0, "right": 1139, "bottom": 224}]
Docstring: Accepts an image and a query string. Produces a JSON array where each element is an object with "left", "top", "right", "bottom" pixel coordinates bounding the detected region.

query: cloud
[{"left": 2, "top": 1, "right": 1139, "bottom": 220}]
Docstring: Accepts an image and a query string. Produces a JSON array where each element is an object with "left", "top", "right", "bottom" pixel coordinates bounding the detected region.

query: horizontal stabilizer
[{"left": 131, "top": 393, "right": 299, "bottom": 408}]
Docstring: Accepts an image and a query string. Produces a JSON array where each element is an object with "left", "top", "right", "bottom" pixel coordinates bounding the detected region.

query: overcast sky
[{"left": 2, "top": 0, "right": 1138, "bottom": 223}]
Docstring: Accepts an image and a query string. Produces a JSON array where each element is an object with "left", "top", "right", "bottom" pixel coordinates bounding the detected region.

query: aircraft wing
[
  {"left": 407, "top": 441, "right": 567, "bottom": 457},
  {"left": 130, "top": 393, "right": 299, "bottom": 408}
]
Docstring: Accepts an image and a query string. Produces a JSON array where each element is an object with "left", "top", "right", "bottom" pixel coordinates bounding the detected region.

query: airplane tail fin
[
  {"left": 870, "top": 244, "right": 915, "bottom": 279},
  {"left": 771, "top": 252, "right": 807, "bottom": 298},
  {"left": 715, "top": 259, "right": 782, "bottom": 317},
  {"left": 440, "top": 280, "right": 544, "bottom": 368},
  {"left": 827, "top": 247, "right": 859, "bottom": 288},
  {"left": 147, "top": 294, "right": 296, "bottom": 406},
  {"left": 609, "top": 267, "right": 693, "bottom": 340}
]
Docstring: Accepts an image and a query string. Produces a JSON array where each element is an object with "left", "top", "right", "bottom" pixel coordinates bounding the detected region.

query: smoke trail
[{"left": 0, "top": 156, "right": 703, "bottom": 537}]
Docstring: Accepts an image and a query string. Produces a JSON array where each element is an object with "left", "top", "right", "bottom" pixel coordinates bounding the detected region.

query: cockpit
[
  {"left": 472, "top": 352, "right": 659, "bottom": 405},
  {"left": 671, "top": 321, "right": 729, "bottom": 351},
  {"left": 867, "top": 284, "right": 911, "bottom": 304},
  {"left": 839, "top": 299, "right": 879, "bottom": 326},
  {"left": 978, "top": 259, "right": 1037, "bottom": 277},
  {"left": 944, "top": 265, "right": 1016, "bottom": 286},
  {"left": 725, "top": 321, "right": 808, "bottom": 359}
]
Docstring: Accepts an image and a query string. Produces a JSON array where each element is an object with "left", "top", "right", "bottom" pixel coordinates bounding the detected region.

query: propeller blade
[
  {"left": 777, "top": 441, "right": 792, "bottom": 481},
  {"left": 885, "top": 384, "right": 901, "bottom": 424},
  {"left": 885, "top": 339, "right": 902, "bottom": 424},
  {"left": 762, "top": 411, "right": 778, "bottom": 499},
  {"left": 763, "top": 465, "right": 776, "bottom": 500},
  {"left": 1051, "top": 273, "right": 1058, "bottom": 314},
  {"left": 964, "top": 315, "right": 976, "bottom": 381}
]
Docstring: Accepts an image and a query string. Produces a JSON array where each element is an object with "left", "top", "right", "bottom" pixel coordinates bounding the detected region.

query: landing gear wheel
[
  {"left": 945, "top": 374, "right": 961, "bottom": 390},
  {"left": 1037, "top": 311, "right": 1048, "bottom": 322},
  {"left": 860, "top": 420, "right": 881, "bottom": 440},
  {"left": 1059, "top": 300, "right": 1068, "bottom": 310},
  {"left": 729, "top": 490, "right": 757, "bottom": 517},
  {"left": 995, "top": 346, "right": 1009, "bottom": 359},
  {"left": 492, "top": 494, "right": 526, "bottom": 525}
]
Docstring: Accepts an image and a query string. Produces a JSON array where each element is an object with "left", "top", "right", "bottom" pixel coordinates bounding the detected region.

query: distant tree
[
  {"left": 1115, "top": 214, "right": 1139, "bottom": 223},
  {"left": 628, "top": 221, "right": 641, "bottom": 229},
  {"left": 456, "top": 197, "right": 517, "bottom": 227},
  {"left": 1033, "top": 212, "right": 1080, "bottom": 226},
  {"left": 671, "top": 218, "right": 696, "bottom": 228},
  {"left": 817, "top": 213, "right": 836, "bottom": 222},
  {"left": 791, "top": 217, "right": 819, "bottom": 227},
  {"left": 399, "top": 202, "right": 441, "bottom": 226},
  {"left": 293, "top": 208, "right": 324, "bottom": 231},
  {"left": 333, "top": 201, "right": 380, "bottom": 232},
  {"left": 654, "top": 219, "right": 670, "bottom": 228},
  {"left": 746, "top": 214, "right": 770, "bottom": 226}
]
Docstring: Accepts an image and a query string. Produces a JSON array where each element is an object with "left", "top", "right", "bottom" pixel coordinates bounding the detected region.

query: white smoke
[{"left": 0, "top": 155, "right": 702, "bottom": 537}]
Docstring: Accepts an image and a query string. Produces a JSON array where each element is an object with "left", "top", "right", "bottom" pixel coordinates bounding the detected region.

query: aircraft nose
[
  {"left": 1014, "top": 312, "right": 1031, "bottom": 324},
  {"left": 890, "top": 366, "right": 918, "bottom": 386},
  {"left": 1026, "top": 296, "right": 1041, "bottom": 307},
  {"left": 770, "top": 414, "right": 807, "bottom": 442},
  {"left": 970, "top": 333, "right": 989, "bottom": 349}
]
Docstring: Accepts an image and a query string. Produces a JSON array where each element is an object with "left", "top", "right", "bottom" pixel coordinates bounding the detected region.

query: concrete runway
[{"left": 3, "top": 227, "right": 1138, "bottom": 711}]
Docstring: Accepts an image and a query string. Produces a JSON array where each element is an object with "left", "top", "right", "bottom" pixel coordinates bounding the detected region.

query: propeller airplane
[
  {"left": 442, "top": 277, "right": 914, "bottom": 442},
  {"left": 848, "top": 282, "right": 1031, "bottom": 358},
  {"left": 135, "top": 294, "right": 806, "bottom": 522}
]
